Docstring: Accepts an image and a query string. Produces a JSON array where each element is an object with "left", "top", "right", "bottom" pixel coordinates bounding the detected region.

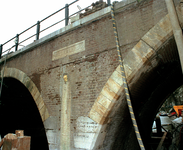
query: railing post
[
  {"left": 0, "top": 44, "right": 2, "bottom": 59},
  {"left": 15, "top": 34, "right": 19, "bottom": 51},
  {"left": 107, "top": 0, "right": 111, "bottom": 6},
  {"left": 36, "top": 21, "right": 40, "bottom": 40},
  {"left": 65, "top": 4, "right": 69, "bottom": 26}
]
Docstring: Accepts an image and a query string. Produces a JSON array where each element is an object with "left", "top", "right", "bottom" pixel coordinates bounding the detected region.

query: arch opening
[
  {"left": 0, "top": 77, "right": 49, "bottom": 150},
  {"left": 103, "top": 37, "right": 183, "bottom": 149},
  {"left": 150, "top": 84, "right": 183, "bottom": 150}
]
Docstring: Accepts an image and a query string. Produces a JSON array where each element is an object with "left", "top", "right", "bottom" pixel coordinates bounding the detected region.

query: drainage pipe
[{"left": 165, "top": 0, "right": 183, "bottom": 73}]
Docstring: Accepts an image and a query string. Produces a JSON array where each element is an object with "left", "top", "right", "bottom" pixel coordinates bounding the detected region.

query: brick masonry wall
[{"left": 0, "top": 0, "right": 172, "bottom": 149}]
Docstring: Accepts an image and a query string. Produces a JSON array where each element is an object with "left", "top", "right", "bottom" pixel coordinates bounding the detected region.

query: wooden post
[
  {"left": 1, "top": 130, "right": 30, "bottom": 150},
  {"left": 156, "top": 132, "right": 167, "bottom": 150},
  {"left": 165, "top": 0, "right": 183, "bottom": 73},
  {"left": 156, "top": 116, "right": 162, "bottom": 137}
]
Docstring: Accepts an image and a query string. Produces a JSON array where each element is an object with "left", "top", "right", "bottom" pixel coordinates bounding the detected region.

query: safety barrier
[{"left": 0, "top": 0, "right": 111, "bottom": 58}]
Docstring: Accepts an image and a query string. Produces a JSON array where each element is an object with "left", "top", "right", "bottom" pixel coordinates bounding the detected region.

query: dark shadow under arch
[{"left": 0, "top": 77, "right": 49, "bottom": 150}]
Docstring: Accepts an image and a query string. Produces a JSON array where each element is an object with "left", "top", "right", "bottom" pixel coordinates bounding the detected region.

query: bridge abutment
[{"left": 0, "top": 0, "right": 182, "bottom": 149}]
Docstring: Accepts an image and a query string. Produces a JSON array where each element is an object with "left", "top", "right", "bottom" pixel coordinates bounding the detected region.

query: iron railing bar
[
  {"left": 1, "top": 0, "right": 81, "bottom": 55},
  {"left": 3, "top": 0, "right": 79, "bottom": 46},
  {"left": 40, "top": 19, "right": 65, "bottom": 33},
  {"left": 68, "top": 0, "right": 79, "bottom": 6},
  {"left": 2, "top": 45, "right": 15, "bottom": 54},
  {"left": 3, "top": 24, "right": 37, "bottom": 45},
  {"left": 40, "top": 6, "right": 65, "bottom": 22},
  {"left": 19, "top": 23, "right": 37, "bottom": 35},
  {"left": 41, "top": 4, "right": 92, "bottom": 33},
  {"left": 3, "top": 23, "right": 37, "bottom": 45},
  {"left": 40, "top": 0, "right": 78, "bottom": 23},
  {"left": 3, "top": 36, "right": 16, "bottom": 45},
  {"left": 19, "top": 33, "right": 37, "bottom": 45}
]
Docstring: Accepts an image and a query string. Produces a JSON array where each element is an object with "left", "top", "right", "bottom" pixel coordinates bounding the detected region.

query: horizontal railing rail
[{"left": 0, "top": 0, "right": 111, "bottom": 59}]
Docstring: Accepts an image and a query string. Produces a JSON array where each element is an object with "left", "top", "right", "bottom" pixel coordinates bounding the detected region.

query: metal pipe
[
  {"left": 40, "top": 18, "right": 65, "bottom": 33},
  {"left": 107, "top": 0, "right": 111, "bottom": 6},
  {"left": 155, "top": 116, "right": 162, "bottom": 137},
  {"left": 65, "top": 4, "right": 69, "bottom": 26},
  {"left": 19, "top": 23, "right": 37, "bottom": 35},
  {"left": 40, "top": 0, "right": 78, "bottom": 22},
  {"left": 0, "top": 44, "right": 2, "bottom": 59},
  {"left": 165, "top": 0, "right": 183, "bottom": 73},
  {"left": 15, "top": 34, "right": 19, "bottom": 51},
  {"left": 36, "top": 21, "right": 40, "bottom": 40}
]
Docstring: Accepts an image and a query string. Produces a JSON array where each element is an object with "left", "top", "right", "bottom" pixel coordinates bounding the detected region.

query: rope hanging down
[{"left": 110, "top": 3, "right": 145, "bottom": 150}]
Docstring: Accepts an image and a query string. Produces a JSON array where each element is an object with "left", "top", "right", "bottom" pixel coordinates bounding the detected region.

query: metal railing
[{"left": 0, "top": 0, "right": 111, "bottom": 59}]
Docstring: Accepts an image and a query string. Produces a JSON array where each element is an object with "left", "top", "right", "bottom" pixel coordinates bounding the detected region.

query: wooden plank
[
  {"left": 0, "top": 138, "right": 4, "bottom": 148},
  {"left": 156, "top": 132, "right": 167, "bottom": 150}
]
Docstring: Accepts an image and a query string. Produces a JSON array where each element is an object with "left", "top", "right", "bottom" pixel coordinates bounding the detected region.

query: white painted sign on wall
[
  {"left": 52, "top": 40, "right": 85, "bottom": 61},
  {"left": 74, "top": 116, "right": 99, "bottom": 149}
]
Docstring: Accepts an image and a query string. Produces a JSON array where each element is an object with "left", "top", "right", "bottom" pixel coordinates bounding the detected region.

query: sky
[{"left": 0, "top": 0, "right": 115, "bottom": 53}]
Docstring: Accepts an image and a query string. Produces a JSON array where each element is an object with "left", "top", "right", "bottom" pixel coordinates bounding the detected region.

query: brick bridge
[{"left": 0, "top": 0, "right": 182, "bottom": 149}]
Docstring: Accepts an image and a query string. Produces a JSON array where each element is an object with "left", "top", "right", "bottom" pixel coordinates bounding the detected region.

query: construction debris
[
  {"left": 80, "top": 0, "right": 108, "bottom": 18},
  {"left": 152, "top": 105, "right": 183, "bottom": 149},
  {"left": 0, "top": 130, "right": 30, "bottom": 150}
]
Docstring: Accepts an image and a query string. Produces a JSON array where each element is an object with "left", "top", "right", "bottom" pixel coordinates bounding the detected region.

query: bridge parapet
[{"left": 0, "top": 0, "right": 137, "bottom": 63}]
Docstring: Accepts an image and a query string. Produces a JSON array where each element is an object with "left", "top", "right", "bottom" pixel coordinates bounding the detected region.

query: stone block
[
  {"left": 110, "top": 70, "right": 123, "bottom": 86},
  {"left": 96, "top": 93, "right": 113, "bottom": 109},
  {"left": 70, "top": 14, "right": 80, "bottom": 23},
  {"left": 89, "top": 109, "right": 107, "bottom": 125},
  {"left": 40, "top": 107, "right": 49, "bottom": 122},
  {"left": 37, "top": 98, "right": 45, "bottom": 111},
  {"left": 40, "top": 105, "right": 46, "bottom": 120},
  {"left": 52, "top": 40, "right": 85, "bottom": 61},
  {"left": 26, "top": 81, "right": 35, "bottom": 93},
  {"left": 106, "top": 78, "right": 122, "bottom": 94},
  {"left": 44, "top": 116, "right": 57, "bottom": 129},
  {"left": 43, "top": 108, "right": 50, "bottom": 121},
  {"left": 17, "top": 71, "right": 26, "bottom": 83},
  {"left": 142, "top": 14, "right": 173, "bottom": 50},
  {"left": 92, "top": 102, "right": 109, "bottom": 117},
  {"left": 32, "top": 90, "right": 41, "bottom": 106},
  {"left": 101, "top": 84, "right": 120, "bottom": 101},
  {"left": 35, "top": 95, "right": 43, "bottom": 109},
  {"left": 133, "top": 40, "right": 154, "bottom": 61},
  {"left": 46, "top": 130, "right": 57, "bottom": 145},
  {"left": 123, "top": 43, "right": 150, "bottom": 75}
]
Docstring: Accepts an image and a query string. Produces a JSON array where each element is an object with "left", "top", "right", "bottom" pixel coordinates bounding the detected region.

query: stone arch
[
  {"left": 89, "top": 14, "right": 173, "bottom": 124},
  {"left": 86, "top": 13, "right": 179, "bottom": 150},
  {"left": 1, "top": 67, "right": 49, "bottom": 122}
]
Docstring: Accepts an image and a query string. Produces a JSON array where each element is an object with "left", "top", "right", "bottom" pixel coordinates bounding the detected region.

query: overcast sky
[{"left": 0, "top": 0, "right": 115, "bottom": 52}]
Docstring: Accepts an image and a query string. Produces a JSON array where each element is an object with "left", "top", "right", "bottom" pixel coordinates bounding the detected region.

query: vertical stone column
[
  {"left": 165, "top": 0, "right": 183, "bottom": 73},
  {"left": 60, "top": 74, "right": 71, "bottom": 150}
]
